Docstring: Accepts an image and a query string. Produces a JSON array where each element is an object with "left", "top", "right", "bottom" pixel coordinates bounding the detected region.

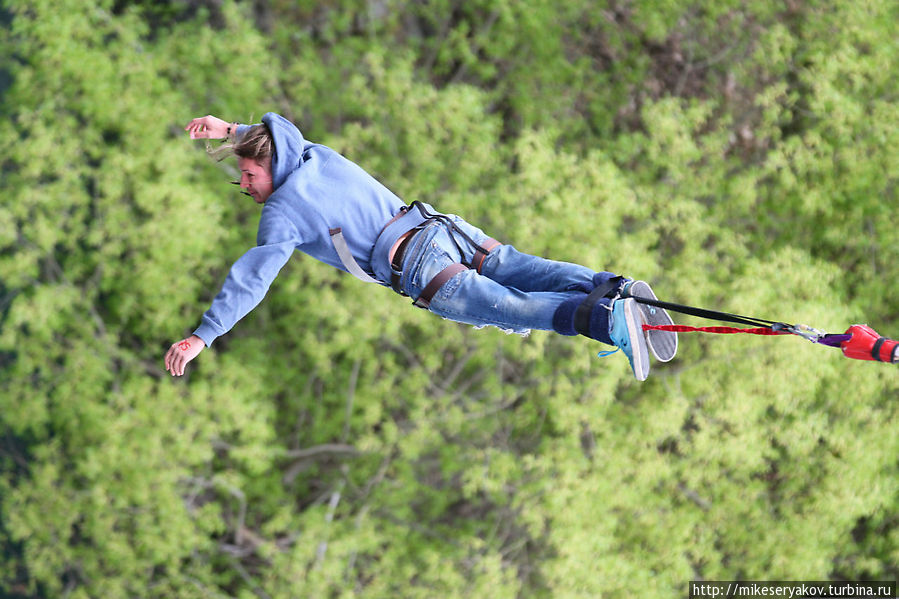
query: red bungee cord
[
  {"left": 624, "top": 291, "right": 898, "bottom": 364},
  {"left": 643, "top": 322, "right": 897, "bottom": 363}
]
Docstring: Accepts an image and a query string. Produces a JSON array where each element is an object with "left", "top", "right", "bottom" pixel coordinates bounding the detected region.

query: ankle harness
[{"left": 573, "top": 276, "right": 624, "bottom": 338}]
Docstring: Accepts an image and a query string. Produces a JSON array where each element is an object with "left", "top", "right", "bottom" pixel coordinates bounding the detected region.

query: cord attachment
[
  {"left": 840, "top": 324, "right": 898, "bottom": 363},
  {"left": 781, "top": 323, "right": 829, "bottom": 343}
]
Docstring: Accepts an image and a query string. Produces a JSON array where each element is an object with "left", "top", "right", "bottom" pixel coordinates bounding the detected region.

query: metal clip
[{"left": 785, "top": 323, "right": 827, "bottom": 343}]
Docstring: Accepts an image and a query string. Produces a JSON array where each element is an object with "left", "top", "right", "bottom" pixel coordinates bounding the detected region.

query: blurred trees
[{"left": 1, "top": 0, "right": 896, "bottom": 597}]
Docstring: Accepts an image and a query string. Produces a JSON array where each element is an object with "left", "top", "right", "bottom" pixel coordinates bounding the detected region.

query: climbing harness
[
  {"left": 399, "top": 201, "right": 502, "bottom": 309},
  {"left": 404, "top": 201, "right": 500, "bottom": 272},
  {"left": 328, "top": 201, "right": 502, "bottom": 309},
  {"left": 619, "top": 287, "right": 898, "bottom": 364}
]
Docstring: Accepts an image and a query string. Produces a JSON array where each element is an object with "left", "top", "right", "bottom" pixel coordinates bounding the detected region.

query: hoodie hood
[{"left": 262, "top": 112, "right": 307, "bottom": 191}]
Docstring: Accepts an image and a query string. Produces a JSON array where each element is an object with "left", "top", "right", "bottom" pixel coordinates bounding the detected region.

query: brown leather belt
[
  {"left": 413, "top": 263, "right": 468, "bottom": 309},
  {"left": 389, "top": 229, "right": 417, "bottom": 294},
  {"left": 472, "top": 238, "right": 502, "bottom": 274}
]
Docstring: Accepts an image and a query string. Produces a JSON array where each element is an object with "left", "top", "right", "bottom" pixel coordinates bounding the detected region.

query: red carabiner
[{"left": 840, "top": 324, "right": 898, "bottom": 363}]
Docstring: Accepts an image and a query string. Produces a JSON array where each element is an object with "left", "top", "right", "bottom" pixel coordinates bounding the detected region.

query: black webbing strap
[
  {"left": 871, "top": 337, "right": 886, "bottom": 362},
  {"left": 408, "top": 201, "right": 493, "bottom": 268},
  {"left": 573, "top": 276, "right": 624, "bottom": 337},
  {"left": 620, "top": 290, "right": 791, "bottom": 331}
]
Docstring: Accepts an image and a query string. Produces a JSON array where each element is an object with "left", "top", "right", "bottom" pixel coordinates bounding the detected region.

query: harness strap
[
  {"left": 621, "top": 292, "right": 788, "bottom": 330},
  {"left": 328, "top": 207, "right": 414, "bottom": 285},
  {"left": 329, "top": 227, "right": 381, "bottom": 284},
  {"left": 330, "top": 201, "right": 501, "bottom": 305},
  {"left": 399, "top": 201, "right": 503, "bottom": 307},
  {"left": 413, "top": 263, "right": 468, "bottom": 309},
  {"left": 573, "top": 276, "right": 623, "bottom": 337},
  {"left": 380, "top": 205, "right": 410, "bottom": 234},
  {"left": 408, "top": 201, "right": 494, "bottom": 268},
  {"left": 390, "top": 231, "right": 417, "bottom": 295},
  {"left": 472, "top": 238, "right": 502, "bottom": 274}
]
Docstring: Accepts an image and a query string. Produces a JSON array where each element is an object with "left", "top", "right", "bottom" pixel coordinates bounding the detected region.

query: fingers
[
  {"left": 164, "top": 337, "right": 205, "bottom": 377},
  {"left": 174, "top": 352, "right": 186, "bottom": 376},
  {"left": 184, "top": 115, "right": 227, "bottom": 139},
  {"left": 164, "top": 342, "right": 186, "bottom": 377},
  {"left": 185, "top": 117, "right": 212, "bottom": 139},
  {"left": 164, "top": 344, "right": 178, "bottom": 376},
  {"left": 167, "top": 348, "right": 185, "bottom": 376}
]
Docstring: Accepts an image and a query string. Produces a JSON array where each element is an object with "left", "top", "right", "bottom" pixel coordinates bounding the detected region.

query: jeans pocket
[{"left": 411, "top": 240, "right": 455, "bottom": 289}]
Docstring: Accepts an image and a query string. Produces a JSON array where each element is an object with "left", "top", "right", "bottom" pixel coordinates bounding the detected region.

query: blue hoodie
[{"left": 193, "top": 113, "right": 414, "bottom": 347}]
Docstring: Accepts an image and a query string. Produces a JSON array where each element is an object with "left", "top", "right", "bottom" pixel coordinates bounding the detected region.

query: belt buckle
[{"left": 390, "top": 271, "right": 407, "bottom": 296}]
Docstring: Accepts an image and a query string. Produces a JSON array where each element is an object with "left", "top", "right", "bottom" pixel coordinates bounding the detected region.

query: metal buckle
[{"left": 784, "top": 323, "right": 827, "bottom": 343}]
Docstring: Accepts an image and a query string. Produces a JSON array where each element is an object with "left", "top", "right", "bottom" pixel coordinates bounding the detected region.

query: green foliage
[{"left": 1, "top": 0, "right": 896, "bottom": 597}]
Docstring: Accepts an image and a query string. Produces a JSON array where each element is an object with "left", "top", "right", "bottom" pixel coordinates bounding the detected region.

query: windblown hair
[{"left": 208, "top": 123, "right": 274, "bottom": 165}]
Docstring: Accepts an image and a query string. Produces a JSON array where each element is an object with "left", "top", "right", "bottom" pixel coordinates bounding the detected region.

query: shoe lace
[{"left": 597, "top": 347, "right": 621, "bottom": 358}]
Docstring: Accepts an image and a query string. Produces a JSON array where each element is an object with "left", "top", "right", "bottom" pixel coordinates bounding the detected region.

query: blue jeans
[{"left": 397, "top": 216, "right": 596, "bottom": 335}]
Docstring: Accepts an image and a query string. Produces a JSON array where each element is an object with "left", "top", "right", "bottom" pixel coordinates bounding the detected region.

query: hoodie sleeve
[
  {"left": 233, "top": 123, "right": 252, "bottom": 140},
  {"left": 193, "top": 206, "right": 300, "bottom": 347}
]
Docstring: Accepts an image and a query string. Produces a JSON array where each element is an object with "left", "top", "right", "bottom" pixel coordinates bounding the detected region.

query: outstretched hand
[
  {"left": 164, "top": 335, "right": 205, "bottom": 377},
  {"left": 185, "top": 115, "right": 231, "bottom": 140}
]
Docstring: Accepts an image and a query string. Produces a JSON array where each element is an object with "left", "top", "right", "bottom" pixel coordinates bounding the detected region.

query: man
[{"left": 164, "top": 113, "right": 677, "bottom": 381}]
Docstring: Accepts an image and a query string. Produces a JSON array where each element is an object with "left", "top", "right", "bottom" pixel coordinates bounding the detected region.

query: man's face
[{"left": 238, "top": 157, "right": 274, "bottom": 204}]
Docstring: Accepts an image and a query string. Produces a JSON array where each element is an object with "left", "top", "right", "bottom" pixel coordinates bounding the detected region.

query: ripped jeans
[{"left": 396, "top": 215, "right": 596, "bottom": 335}]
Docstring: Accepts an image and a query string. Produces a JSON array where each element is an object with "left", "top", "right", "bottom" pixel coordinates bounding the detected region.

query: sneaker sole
[
  {"left": 626, "top": 281, "right": 678, "bottom": 363},
  {"left": 620, "top": 299, "right": 650, "bottom": 381}
]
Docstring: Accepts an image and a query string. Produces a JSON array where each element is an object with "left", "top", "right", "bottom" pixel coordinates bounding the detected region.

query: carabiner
[{"left": 785, "top": 323, "right": 828, "bottom": 343}]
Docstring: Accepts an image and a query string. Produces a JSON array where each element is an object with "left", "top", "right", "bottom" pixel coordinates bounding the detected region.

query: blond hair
[{"left": 209, "top": 123, "right": 274, "bottom": 165}]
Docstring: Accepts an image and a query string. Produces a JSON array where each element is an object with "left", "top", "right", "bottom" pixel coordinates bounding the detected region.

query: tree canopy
[{"left": 1, "top": 1, "right": 896, "bottom": 597}]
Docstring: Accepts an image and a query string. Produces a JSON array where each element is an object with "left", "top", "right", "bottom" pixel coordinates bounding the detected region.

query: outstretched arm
[
  {"left": 185, "top": 115, "right": 237, "bottom": 140},
  {"left": 164, "top": 335, "right": 205, "bottom": 377}
]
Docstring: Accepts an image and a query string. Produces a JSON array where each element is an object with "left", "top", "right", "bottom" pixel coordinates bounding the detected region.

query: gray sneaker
[
  {"left": 608, "top": 297, "right": 650, "bottom": 381},
  {"left": 623, "top": 281, "right": 678, "bottom": 363}
]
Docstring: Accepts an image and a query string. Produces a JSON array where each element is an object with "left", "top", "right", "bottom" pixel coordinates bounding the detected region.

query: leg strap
[
  {"left": 573, "top": 276, "right": 623, "bottom": 337},
  {"left": 471, "top": 238, "right": 502, "bottom": 274},
  {"left": 413, "top": 263, "right": 468, "bottom": 309}
]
